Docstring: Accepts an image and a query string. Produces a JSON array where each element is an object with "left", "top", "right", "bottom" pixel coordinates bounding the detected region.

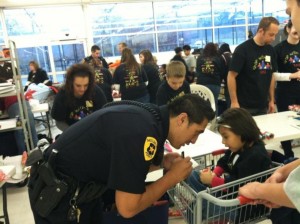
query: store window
[
  {"left": 248, "top": 0, "right": 263, "bottom": 24},
  {"left": 214, "top": 26, "right": 246, "bottom": 46},
  {"left": 154, "top": 0, "right": 212, "bottom": 30},
  {"left": 213, "top": 0, "right": 246, "bottom": 26},
  {"left": 90, "top": 2, "right": 154, "bottom": 56},
  {"left": 17, "top": 46, "right": 50, "bottom": 75},
  {"left": 94, "top": 33, "right": 156, "bottom": 56},
  {"left": 4, "top": 6, "right": 85, "bottom": 37},
  {"left": 264, "top": 0, "right": 288, "bottom": 23}
]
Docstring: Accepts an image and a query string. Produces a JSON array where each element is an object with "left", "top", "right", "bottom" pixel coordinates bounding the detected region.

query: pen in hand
[{"left": 181, "top": 151, "right": 185, "bottom": 158}]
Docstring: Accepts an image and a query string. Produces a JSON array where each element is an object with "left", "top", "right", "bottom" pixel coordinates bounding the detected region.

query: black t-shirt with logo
[
  {"left": 94, "top": 67, "right": 113, "bottom": 102},
  {"left": 142, "top": 63, "right": 161, "bottom": 104},
  {"left": 113, "top": 63, "right": 148, "bottom": 100},
  {"left": 83, "top": 58, "right": 113, "bottom": 102},
  {"left": 46, "top": 104, "right": 169, "bottom": 194},
  {"left": 156, "top": 80, "right": 191, "bottom": 106},
  {"left": 274, "top": 40, "right": 300, "bottom": 95},
  {"left": 51, "top": 85, "right": 107, "bottom": 126},
  {"left": 27, "top": 68, "right": 49, "bottom": 84},
  {"left": 229, "top": 39, "right": 278, "bottom": 109},
  {"left": 84, "top": 55, "right": 109, "bottom": 69},
  {"left": 196, "top": 56, "right": 224, "bottom": 86}
]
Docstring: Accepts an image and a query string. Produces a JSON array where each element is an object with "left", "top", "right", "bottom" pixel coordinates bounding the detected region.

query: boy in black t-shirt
[{"left": 156, "top": 61, "right": 191, "bottom": 106}]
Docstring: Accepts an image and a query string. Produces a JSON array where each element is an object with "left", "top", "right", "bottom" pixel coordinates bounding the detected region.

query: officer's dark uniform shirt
[
  {"left": 46, "top": 104, "right": 169, "bottom": 194},
  {"left": 229, "top": 38, "right": 278, "bottom": 109},
  {"left": 156, "top": 80, "right": 191, "bottom": 106},
  {"left": 113, "top": 63, "right": 149, "bottom": 101},
  {"left": 196, "top": 56, "right": 224, "bottom": 86},
  {"left": 51, "top": 85, "right": 107, "bottom": 126},
  {"left": 142, "top": 63, "right": 161, "bottom": 104},
  {"left": 274, "top": 40, "right": 300, "bottom": 95},
  {"left": 84, "top": 55, "right": 109, "bottom": 69},
  {"left": 27, "top": 68, "right": 49, "bottom": 84}
]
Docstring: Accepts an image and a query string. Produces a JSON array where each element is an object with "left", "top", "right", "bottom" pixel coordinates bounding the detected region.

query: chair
[{"left": 190, "top": 84, "right": 217, "bottom": 131}]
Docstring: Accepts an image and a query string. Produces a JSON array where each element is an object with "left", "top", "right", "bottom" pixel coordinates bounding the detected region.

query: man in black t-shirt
[
  {"left": 228, "top": 17, "right": 279, "bottom": 115},
  {"left": 156, "top": 61, "right": 191, "bottom": 106},
  {"left": 28, "top": 94, "right": 215, "bottom": 224}
]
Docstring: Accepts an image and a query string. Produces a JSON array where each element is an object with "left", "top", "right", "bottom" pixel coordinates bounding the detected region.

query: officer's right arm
[
  {"left": 227, "top": 71, "right": 239, "bottom": 108},
  {"left": 115, "top": 157, "right": 192, "bottom": 218}
]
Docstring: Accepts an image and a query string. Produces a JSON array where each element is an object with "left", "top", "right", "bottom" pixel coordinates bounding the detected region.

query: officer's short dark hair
[
  {"left": 168, "top": 94, "right": 215, "bottom": 124},
  {"left": 91, "top": 45, "right": 100, "bottom": 52},
  {"left": 182, "top": 45, "right": 191, "bottom": 51}
]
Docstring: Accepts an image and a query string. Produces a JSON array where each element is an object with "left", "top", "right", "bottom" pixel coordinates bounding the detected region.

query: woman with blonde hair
[{"left": 26, "top": 61, "right": 50, "bottom": 87}]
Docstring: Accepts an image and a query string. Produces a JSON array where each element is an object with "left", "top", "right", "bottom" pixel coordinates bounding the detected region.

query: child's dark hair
[{"left": 217, "top": 108, "right": 261, "bottom": 148}]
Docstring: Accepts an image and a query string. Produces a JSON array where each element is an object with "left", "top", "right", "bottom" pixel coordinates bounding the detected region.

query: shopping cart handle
[
  {"left": 211, "top": 149, "right": 227, "bottom": 156},
  {"left": 237, "top": 196, "right": 254, "bottom": 205}
]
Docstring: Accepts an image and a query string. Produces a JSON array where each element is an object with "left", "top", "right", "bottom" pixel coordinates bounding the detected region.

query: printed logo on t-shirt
[
  {"left": 201, "top": 60, "right": 215, "bottom": 74},
  {"left": 284, "top": 51, "right": 300, "bottom": 69},
  {"left": 144, "top": 137, "right": 158, "bottom": 161},
  {"left": 69, "top": 106, "right": 92, "bottom": 122},
  {"left": 168, "top": 91, "right": 185, "bottom": 104},
  {"left": 95, "top": 69, "right": 104, "bottom": 84},
  {"left": 125, "top": 70, "right": 139, "bottom": 89},
  {"left": 253, "top": 55, "right": 272, "bottom": 74},
  {"left": 86, "top": 100, "right": 93, "bottom": 108}
]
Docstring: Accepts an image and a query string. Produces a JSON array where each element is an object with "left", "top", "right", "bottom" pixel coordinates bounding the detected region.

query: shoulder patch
[{"left": 144, "top": 137, "right": 157, "bottom": 161}]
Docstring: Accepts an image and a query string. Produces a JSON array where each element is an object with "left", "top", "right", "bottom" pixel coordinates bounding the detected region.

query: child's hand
[{"left": 200, "top": 168, "right": 214, "bottom": 185}]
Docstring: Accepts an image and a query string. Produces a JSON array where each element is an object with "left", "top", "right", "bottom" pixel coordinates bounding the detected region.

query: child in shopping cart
[{"left": 186, "top": 108, "right": 272, "bottom": 220}]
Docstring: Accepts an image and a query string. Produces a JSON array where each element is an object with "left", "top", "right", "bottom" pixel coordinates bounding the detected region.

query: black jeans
[{"left": 276, "top": 88, "right": 300, "bottom": 158}]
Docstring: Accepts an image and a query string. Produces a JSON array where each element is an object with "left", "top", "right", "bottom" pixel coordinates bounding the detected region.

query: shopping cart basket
[{"left": 168, "top": 159, "right": 281, "bottom": 224}]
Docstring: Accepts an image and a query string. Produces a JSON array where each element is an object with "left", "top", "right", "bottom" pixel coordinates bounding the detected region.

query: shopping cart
[{"left": 168, "top": 151, "right": 282, "bottom": 224}]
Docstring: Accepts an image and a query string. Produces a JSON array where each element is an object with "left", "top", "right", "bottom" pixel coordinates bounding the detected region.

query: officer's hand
[
  {"left": 162, "top": 152, "right": 181, "bottom": 171},
  {"left": 168, "top": 157, "right": 192, "bottom": 183}
]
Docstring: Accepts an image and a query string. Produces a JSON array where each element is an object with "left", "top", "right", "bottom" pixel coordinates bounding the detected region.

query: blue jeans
[{"left": 7, "top": 101, "right": 38, "bottom": 154}]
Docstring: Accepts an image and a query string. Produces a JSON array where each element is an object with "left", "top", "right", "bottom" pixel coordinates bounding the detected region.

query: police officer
[{"left": 28, "top": 94, "right": 215, "bottom": 224}]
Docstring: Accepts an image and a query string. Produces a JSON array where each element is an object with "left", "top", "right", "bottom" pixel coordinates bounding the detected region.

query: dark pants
[
  {"left": 243, "top": 107, "right": 268, "bottom": 116},
  {"left": 276, "top": 88, "right": 300, "bottom": 158},
  {"left": 270, "top": 207, "right": 300, "bottom": 224}
]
